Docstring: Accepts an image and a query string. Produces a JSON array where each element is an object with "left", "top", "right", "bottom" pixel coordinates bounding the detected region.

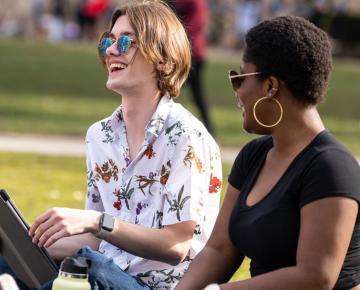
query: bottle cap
[{"left": 60, "top": 257, "right": 89, "bottom": 275}]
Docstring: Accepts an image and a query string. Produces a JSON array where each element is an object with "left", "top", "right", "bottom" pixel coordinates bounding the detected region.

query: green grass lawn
[
  {"left": 0, "top": 39, "right": 359, "bottom": 154},
  {"left": 0, "top": 151, "right": 250, "bottom": 281}
]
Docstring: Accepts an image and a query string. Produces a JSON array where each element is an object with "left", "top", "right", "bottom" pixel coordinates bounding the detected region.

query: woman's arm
[
  {"left": 175, "top": 184, "right": 244, "bottom": 290},
  {"left": 216, "top": 196, "right": 358, "bottom": 290}
]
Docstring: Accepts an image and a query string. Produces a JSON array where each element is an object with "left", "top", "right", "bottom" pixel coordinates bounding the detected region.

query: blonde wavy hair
[{"left": 98, "top": 0, "right": 191, "bottom": 98}]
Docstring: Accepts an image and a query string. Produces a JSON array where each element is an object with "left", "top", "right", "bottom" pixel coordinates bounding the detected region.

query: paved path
[
  {"left": 0, "top": 133, "right": 240, "bottom": 163},
  {"left": 1, "top": 133, "right": 359, "bottom": 164}
]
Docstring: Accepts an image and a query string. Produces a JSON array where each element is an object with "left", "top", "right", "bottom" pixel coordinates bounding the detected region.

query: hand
[{"left": 29, "top": 208, "right": 101, "bottom": 248}]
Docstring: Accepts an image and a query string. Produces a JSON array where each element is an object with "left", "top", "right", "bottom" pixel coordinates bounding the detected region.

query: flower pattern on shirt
[
  {"left": 112, "top": 178, "right": 134, "bottom": 210},
  {"left": 94, "top": 159, "right": 119, "bottom": 183},
  {"left": 85, "top": 95, "right": 222, "bottom": 290},
  {"left": 101, "top": 120, "right": 115, "bottom": 143},
  {"left": 183, "top": 145, "right": 203, "bottom": 173},
  {"left": 209, "top": 174, "right": 222, "bottom": 194}
]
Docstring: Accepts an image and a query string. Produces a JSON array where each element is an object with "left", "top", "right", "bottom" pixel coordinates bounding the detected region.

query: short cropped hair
[
  {"left": 98, "top": 0, "right": 191, "bottom": 98},
  {"left": 244, "top": 16, "right": 332, "bottom": 105}
]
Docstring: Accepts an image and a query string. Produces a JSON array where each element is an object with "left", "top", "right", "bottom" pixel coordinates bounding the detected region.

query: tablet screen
[{"left": 0, "top": 189, "right": 58, "bottom": 289}]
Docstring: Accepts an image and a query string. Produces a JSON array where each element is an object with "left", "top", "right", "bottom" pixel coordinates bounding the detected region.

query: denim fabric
[{"left": 0, "top": 247, "right": 152, "bottom": 290}]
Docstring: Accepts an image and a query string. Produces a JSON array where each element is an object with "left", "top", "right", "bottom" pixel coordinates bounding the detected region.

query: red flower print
[
  {"left": 209, "top": 174, "right": 222, "bottom": 193},
  {"left": 160, "top": 173, "right": 169, "bottom": 185},
  {"left": 144, "top": 144, "right": 156, "bottom": 159},
  {"left": 94, "top": 160, "right": 119, "bottom": 183},
  {"left": 102, "top": 173, "right": 111, "bottom": 183},
  {"left": 95, "top": 164, "right": 102, "bottom": 174},
  {"left": 113, "top": 200, "right": 122, "bottom": 210}
]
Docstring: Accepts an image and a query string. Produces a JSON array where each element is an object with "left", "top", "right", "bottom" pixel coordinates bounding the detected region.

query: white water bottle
[{"left": 52, "top": 257, "right": 91, "bottom": 290}]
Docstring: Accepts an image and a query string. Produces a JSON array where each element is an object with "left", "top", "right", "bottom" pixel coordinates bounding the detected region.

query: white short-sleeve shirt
[{"left": 85, "top": 94, "right": 222, "bottom": 290}]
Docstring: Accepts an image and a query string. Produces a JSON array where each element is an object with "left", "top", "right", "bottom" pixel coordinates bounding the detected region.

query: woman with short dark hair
[{"left": 175, "top": 15, "right": 360, "bottom": 290}]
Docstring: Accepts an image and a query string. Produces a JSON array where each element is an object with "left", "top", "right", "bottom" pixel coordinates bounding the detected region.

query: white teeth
[{"left": 110, "top": 63, "right": 127, "bottom": 70}]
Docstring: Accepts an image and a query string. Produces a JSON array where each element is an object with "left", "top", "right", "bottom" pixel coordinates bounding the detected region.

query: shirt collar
[{"left": 145, "top": 93, "right": 172, "bottom": 138}]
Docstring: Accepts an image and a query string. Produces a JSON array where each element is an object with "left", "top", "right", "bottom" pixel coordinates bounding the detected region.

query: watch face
[{"left": 102, "top": 213, "right": 115, "bottom": 231}]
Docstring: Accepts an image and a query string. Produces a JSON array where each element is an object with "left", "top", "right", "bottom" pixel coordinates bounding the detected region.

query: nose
[{"left": 106, "top": 41, "right": 119, "bottom": 57}]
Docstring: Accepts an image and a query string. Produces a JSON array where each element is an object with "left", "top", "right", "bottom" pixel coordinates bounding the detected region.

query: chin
[
  {"left": 106, "top": 79, "right": 121, "bottom": 92},
  {"left": 243, "top": 120, "right": 269, "bottom": 135}
]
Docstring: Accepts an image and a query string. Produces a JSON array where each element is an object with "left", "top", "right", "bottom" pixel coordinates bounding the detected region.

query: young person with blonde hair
[{"left": 0, "top": 1, "right": 222, "bottom": 289}]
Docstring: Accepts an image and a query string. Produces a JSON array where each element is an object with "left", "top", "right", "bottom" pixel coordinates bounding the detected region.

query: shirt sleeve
[
  {"left": 85, "top": 133, "right": 104, "bottom": 212},
  {"left": 161, "top": 132, "right": 222, "bottom": 226},
  {"left": 299, "top": 149, "right": 360, "bottom": 207}
]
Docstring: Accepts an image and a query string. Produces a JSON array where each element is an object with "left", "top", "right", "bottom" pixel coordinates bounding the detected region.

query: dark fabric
[
  {"left": 172, "top": 0, "right": 207, "bottom": 60},
  {"left": 187, "top": 59, "right": 213, "bottom": 134},
  {"left": 228, "top": 130, "right": 360, "bottom": 290}
]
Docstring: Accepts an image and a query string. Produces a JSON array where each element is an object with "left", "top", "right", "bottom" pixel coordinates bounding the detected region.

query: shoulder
[
  {"left": 165, "top": 101, "right": 219, "bottom": 151},
  {"left": 86, "top": 107, "right": 121, "bottom": 143},
  {"left": 299, "top": 131, "right": 360, "bottom": 205},
  {"left": 306, "top": 131, "right": 359, "bottom": 170}
]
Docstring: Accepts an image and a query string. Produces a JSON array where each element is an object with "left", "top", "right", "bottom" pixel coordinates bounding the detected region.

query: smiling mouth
[{"left": 109, "top": 63, "right": 127, "bottom": 72}]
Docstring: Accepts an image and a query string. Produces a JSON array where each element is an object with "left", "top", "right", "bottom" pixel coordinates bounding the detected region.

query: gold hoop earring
[{"left": 253, "top": 97, "right": 283, "bottom": 128}]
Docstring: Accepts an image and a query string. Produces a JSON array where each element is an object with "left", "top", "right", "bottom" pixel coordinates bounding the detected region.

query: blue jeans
[{"left": 0, "top": 247, "right": 152, "bottom": 290}]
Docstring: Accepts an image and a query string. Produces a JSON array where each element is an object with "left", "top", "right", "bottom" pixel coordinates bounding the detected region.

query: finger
[
  {"left": 37, "top": 221, "right": 65, "bottom": 247},
  {"left": 29, "top": 209, "right": 54, "bottom": 236},
  {"left": 32, "top": 214, "right": 59, "bottom": 244},
  {"left": 43, "top": 229, "right": 69, "bottom": 248}
]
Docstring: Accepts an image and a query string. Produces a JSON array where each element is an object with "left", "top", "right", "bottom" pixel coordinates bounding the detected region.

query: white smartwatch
[
  {"left": 95, "top": 212, "right": 115, "bottom": 239},
  {"left": 204, "top": 283, "right": 220, "bottom": 290}
]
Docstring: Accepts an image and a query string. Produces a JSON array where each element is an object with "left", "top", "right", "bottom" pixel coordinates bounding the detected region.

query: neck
[
  {"left": 121, "top": 88, "right": 162, "bottom": 130},
  {"left": 271, "top": 107, "right": 325, "bottom": 156}
]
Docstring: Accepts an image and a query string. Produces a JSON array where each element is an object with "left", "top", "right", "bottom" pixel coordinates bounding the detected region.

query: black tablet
[{"left": 0, "top": 189, "right": 59, "bottom": 289}]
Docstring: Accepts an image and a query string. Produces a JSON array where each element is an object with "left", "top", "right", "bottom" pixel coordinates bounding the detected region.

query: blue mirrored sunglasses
[{"left": 98, "top": 34, "right": 136, "bottom": 56}]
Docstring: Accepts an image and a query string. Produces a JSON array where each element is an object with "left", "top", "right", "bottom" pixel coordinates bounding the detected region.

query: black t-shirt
[{"left": 228, "top": 130, "right": 360, "bottom": 290}]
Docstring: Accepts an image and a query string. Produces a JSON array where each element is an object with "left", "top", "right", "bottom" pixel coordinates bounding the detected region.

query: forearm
[
  {"left": 47, "top": 233, "right": 100, "bottom": 260},
  {"left": 175, "top": 246, "right": 243, "bottom": 290},
  {"left": 105, "top": 219, "right": 195, "bottom": 265},
  {"left": 219, "top": 266, "right": 331, "bottom": 290}
]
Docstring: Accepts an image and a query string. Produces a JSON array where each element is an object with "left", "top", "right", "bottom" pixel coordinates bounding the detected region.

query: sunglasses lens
[
  {"left": 229, "top": 70, "right": 243, "bottom": 91},
  {"left": 98, "top": 37, "right": 112, "bottom": 56},
  {"left": 117, "top": 35, "right": 132, "bottom": 54}
]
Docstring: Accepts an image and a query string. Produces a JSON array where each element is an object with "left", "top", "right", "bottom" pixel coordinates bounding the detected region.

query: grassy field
[{"left": 0, "top": 39, "right": 359, "bottom": 154}]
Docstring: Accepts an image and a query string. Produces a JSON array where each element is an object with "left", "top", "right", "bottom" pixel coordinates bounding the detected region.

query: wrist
[{"left": 89, "top": 211, "right": 102, "bottom": 235}]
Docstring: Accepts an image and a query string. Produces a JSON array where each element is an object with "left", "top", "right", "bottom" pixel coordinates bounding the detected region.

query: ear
[{"left": 266, "top": 76, "right": 280, "bottom": 97}]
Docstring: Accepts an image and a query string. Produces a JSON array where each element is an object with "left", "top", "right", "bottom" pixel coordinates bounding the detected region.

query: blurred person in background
[
  {"left": 171, "top": 0, "right": 215, "bottom": 135},
  {"left": 0, "top": 1, "right": 222, "bottom": 290},
  {"left": 175, "top": 15, "right": 360, "bottom": 290},
  {"left": 43, "top": 0, "right": 67, "bottom": 42},
  {"left": 77, "top": 0, "right": 111, "bottom": 41},
  {"left": 233, "top": 0, "right": 261, "bottom": 49}
]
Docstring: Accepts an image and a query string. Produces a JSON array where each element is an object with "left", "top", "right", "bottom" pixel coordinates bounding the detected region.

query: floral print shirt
[{"left": 85, "top": 94, "right": 222, "bottom": 290}]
